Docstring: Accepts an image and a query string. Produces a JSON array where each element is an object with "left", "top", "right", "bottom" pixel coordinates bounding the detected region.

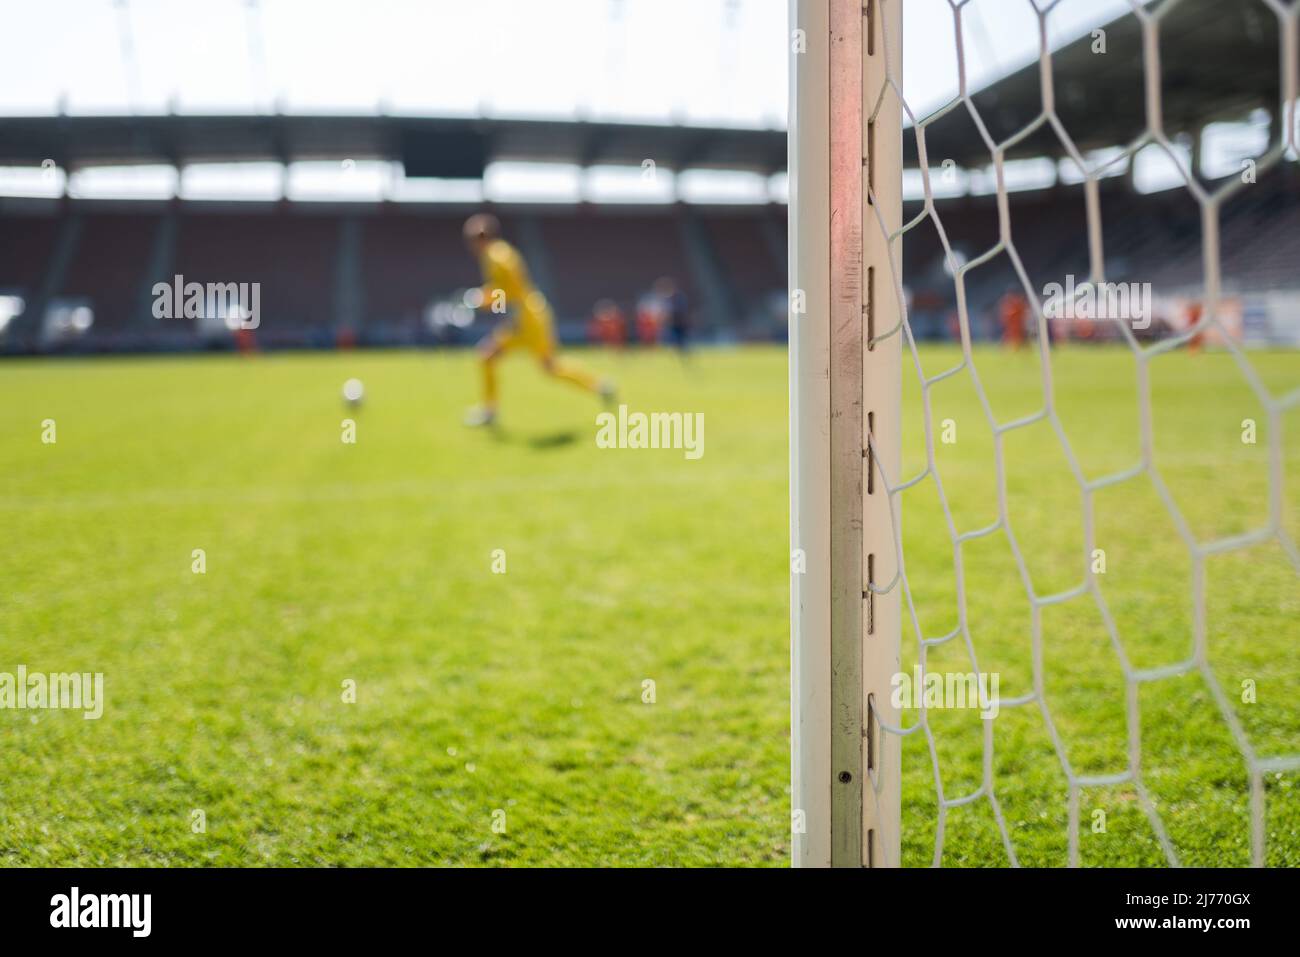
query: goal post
[
  {"left": 790, "top": 0, "right": 1300, "bottom": 870},
  {"left": 789, "top": 0, "right": 902, "bottom": 868}
]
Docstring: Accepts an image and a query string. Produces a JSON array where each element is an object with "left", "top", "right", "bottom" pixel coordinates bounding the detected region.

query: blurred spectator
[
  {"left": 635, "top": 290, "right": 661, "bottom": 346},
  {"left": 589, "top": 298, "right": 627, "bottom": 347},
  {"left": 654, "top": 276, "right": 690, "bottom": 355},
  {"left": 1186, "top": 301, "right": 1205, "bottom": 354},
  {"left": 998, "top": 288, "right": 1028, "bottom": 350}
]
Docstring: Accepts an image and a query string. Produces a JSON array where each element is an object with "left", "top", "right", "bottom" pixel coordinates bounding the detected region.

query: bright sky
[
  {"left": 0, "top": 0, "right": 791, "bottom": 123},
  {"left": 0, "top": 0, "right": 1137, "bottom": 120},
  {"left": 1, "top": 0, "right": 1238, "bottom": 200}
]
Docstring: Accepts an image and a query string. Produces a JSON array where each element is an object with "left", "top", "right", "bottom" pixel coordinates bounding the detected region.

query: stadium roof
[
  {"left": 904, "top": 0, "right": 1284, "bottom": 168},
  {"left": 0, "top": 0, "right": 1278, "bottom": 179},
  {"left": 0, "top": 113, "right": 788, "bottom": 177}
]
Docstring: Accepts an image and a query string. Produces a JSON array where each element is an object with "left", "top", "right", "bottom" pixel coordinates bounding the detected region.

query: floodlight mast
[{"left": 789, "top": 0, "right": 902, "bottom": 868}]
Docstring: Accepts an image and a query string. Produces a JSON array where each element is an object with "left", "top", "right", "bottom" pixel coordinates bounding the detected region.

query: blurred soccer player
[
  {"left": 460, "top": 214, "right": 614, "bottom": 426},
  {"left": 1186, "top": 301, "right": 1206, "bottom": 354},
  {"left": 998, "top": 288, "right": 1028, "bottom": 350},
  {"left": 590, "top": 298, "right": 627, "bottom": 348},
  {"left": 654, "top": 276, "right": 691, "bottom": 358},
  {"left": 634, "top": 291, "right": 660, "bottom": 346}
]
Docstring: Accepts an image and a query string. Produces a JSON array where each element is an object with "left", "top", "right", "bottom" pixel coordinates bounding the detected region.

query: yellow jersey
[
  {"left": 477, "top": 238, "right": 555, "bottom": 356},
  {"left": 477, "top": 239, "right": 551, "bottom": 322}
]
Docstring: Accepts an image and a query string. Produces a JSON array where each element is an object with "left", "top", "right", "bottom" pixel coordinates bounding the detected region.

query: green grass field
[{"left": 0, "top": 344, "right": 1296, "bottom": 866}]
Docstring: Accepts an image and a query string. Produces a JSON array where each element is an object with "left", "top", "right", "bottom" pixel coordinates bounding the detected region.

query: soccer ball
[{"left": 342, "top": 378, "right": 364, "bottom": 406}]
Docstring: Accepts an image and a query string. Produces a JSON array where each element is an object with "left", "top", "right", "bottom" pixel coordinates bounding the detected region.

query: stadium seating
[
  {"left": 58, "top": 212, "right": 158, "bottom": 335},
  {"left": 3, "top": 166, "right": 1297, "bottom": 354},
  {"left": 901, "top": 171, "right": 1300, "bottom": 339},
  {"left": 359, "top": 212, "right": 481, "bottom": 330},
  {"left": 173, "top": 210, "right": 336, "bottom": 341},
  {"left": 702, "top": 211, "right": 785, "bottom": 321},
  {"left": 536, "top": 211, "right": 698, "bottom": 321},
  {"left": 0, "top": 209, "right": 61, "bottom": 303}
]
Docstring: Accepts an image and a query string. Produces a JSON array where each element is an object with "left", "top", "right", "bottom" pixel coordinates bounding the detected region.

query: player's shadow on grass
[{"left": 491, "top": 428, "right": 581, "bottom": 451}]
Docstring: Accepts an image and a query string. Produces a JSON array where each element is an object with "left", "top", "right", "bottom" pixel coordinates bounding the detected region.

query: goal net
[{"left": 790, "top": 0, "right": 1300, "bottom": 867}]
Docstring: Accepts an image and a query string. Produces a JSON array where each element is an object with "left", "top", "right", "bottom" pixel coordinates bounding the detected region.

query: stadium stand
[
  {"left": 0, "top": 0, "right": 1294, "bottom": 355},
  {"left": 0, "top": 208, "right": 61, "bottom": 308},
  {"left": 173, "top": 210, "right": 337, "bottom": 341},
  {"left": 702, "top": 210, "right": 786, "bottom": 323},
  {"left": 0, "top": 195, "right": 793, "bottom": 353},
  {"left": 359, "top": 211, "right": 481, "bottom": 334},
  {"left": 900, "top": 166, "right": 1300, "bottom": 342},
  {"left": 534, "top": 210, "right": 696, "bottom": 321},
  {"left": 59, "top": 212, "right": 158, "bottom": 336}
]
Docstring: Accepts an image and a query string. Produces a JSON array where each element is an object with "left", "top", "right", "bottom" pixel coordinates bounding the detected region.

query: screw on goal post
[{"left": 790, "top": 0, "right": 901, "bottom": 868}]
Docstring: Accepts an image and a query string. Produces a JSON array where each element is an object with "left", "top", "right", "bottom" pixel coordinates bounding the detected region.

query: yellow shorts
[{"left": 493, "top": 305, "right": 556, "bottom": 359}]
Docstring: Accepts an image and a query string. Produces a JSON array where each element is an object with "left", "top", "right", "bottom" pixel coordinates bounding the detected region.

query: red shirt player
[
  {"left": 1186, "top": 302, "right": 1206, "bottom": 354},
  {"left": 635, "top": 293, "right": 661, "bottom": 347},
  {"left": 998, "top": 290, "right": 1028, "bottom": 350},
  {"left": 591, "top": 299, "right": 626, "bottom": 348}
]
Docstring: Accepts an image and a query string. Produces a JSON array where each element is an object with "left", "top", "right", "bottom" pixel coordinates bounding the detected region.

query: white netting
[{"left": 863, "top": 0, "right": 1299, "bottom": 866}]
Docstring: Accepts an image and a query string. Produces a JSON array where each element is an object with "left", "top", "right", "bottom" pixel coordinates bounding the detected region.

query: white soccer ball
[{"left": 342, "top": 378, "right": 365, "bottom": 406}]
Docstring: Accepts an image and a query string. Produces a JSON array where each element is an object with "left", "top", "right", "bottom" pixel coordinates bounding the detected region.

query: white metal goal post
[
  {"left": 789, "top": 0, "right": 903, "bottom": 868},
  {"left": 788, "top": 0, "right": 1300, "bottom": 869}
]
